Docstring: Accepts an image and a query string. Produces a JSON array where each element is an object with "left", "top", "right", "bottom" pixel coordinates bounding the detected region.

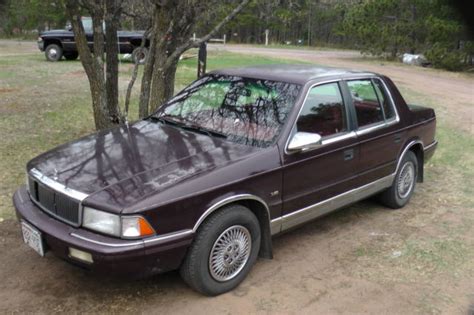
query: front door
[{"left": 281, "top": 81, "right": 359, "bottom": 230}]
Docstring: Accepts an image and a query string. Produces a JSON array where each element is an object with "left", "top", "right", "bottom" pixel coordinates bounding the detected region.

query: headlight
[
  {"left": 82, "top": 207, "right": 155, "bottom": 238},
  {"left": 37, "top": 37, "right": 43, "bottom": 42},
  {"left": 83, "top": 207, "right": 121, "bottom": 237}
]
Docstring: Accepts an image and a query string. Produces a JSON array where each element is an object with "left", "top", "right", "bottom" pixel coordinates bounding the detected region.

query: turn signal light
[{"left": 121, "top": 216, "right": 155, "bottom": 238}]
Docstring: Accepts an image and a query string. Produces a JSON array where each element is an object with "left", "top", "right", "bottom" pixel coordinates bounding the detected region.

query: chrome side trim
[
  {"left": 143, "top": 229, "right": 193, "bottom": 245},
  {"left": 270, "top": 217, "right": 282, "bottom": 235},
  {"left": 70, "top": 229, "right": 193, "bottom": 248},
  {"left": 423, "top": 140, "right": 438, "bottom": 151},
  {"left": 321, "top": 131, "right": 357, "bottom": 146},
  {"left": 29, "top": 168, "right": 88, "bottom": 201},
  {"left": 193, "top": 194, "right": 271, "bottom": 233},
  {"left": 271, "top": 174, "right": 395, "bottom": 233},
  {"left": 395, "top": 140, "right": 423, "bottom": 174},
  {"left": 355, "top": 117, "right": 399, "bottom": 136}
]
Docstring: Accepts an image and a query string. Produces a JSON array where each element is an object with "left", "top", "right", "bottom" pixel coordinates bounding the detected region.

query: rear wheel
[
  {"left": 45, "top": 44, "right": 63, "bottom": 62},
  {"left": 379, "top": 150, "right": 418, "bottom": 209},
  {"left": 180, "top": 205, "right": 260, "bottom": 296},
  {"left": 64, "top": 52, "right": 78, "bottom": 60}
]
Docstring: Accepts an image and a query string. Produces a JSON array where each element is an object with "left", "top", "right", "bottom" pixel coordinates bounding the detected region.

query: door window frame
[
  {"left": 343, "top": 76, "right": 400, "bottom": 136},
  {"left": 284, "top": 79, "right": 356, "bottom": 155}
]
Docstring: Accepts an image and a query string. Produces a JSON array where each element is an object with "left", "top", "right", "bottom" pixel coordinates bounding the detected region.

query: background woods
[{"left": 0, "top": 0, "right": 472, "bottom": 130}]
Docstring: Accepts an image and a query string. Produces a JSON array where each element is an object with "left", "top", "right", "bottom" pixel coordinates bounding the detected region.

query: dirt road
[{"left": 0, "top": 42, "right": 473, "bottom": 314}]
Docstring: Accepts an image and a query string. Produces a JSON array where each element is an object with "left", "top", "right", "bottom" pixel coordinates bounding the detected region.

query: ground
[{"left": 0, "top": 40, "right": 473, "bottom": 314}]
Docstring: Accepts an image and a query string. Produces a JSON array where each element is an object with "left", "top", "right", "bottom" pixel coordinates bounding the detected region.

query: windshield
[{"left": 152, "top": 74, "right": 301, "bottom": 148}]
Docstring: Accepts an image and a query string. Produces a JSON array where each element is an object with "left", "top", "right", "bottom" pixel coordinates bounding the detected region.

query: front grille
[{"left": 28, "top": 177, "right": 81, "bottom": 226}]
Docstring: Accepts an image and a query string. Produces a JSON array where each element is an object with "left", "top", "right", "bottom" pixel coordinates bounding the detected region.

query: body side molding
[{"left": 271, "top": 173, "right": 396, "bottom": 234}]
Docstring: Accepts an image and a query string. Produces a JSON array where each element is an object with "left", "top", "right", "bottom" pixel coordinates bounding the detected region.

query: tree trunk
[
  {"left": 105, "top": 0, "right": 122, "bottom": 124},
  {"left": 149, "top": 57, "right": 179, "bottom": 113}
]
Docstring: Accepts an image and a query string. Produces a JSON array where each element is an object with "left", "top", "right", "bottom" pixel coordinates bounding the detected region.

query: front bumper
[
  {"left": 13, "top": 186, "right": 193, "bottom": 277},
  {"left": 37, "top": 40, "right": 44, "bottom": 52}
]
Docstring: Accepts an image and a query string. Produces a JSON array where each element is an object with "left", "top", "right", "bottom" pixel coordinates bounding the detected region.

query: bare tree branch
[
  {"left": 164, "top": 0, "right": 249, "bottom": 69},
  {"left": 124, "top": 27, "right": 152, "bottom": 119}
]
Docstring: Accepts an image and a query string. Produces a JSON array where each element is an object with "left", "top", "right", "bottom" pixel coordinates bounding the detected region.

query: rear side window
[
  {"left": 347, "top": 80, "right": 384, "bottom": 128},
  {"left": 296, "top": 82, "right": 347, "bottom": 137},
  {"left": 373, "top": 79, "right": 396, "bottom": 120}
]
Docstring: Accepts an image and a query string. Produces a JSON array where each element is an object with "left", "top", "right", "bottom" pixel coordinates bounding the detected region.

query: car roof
[{"left": 210, "top": 64, "right": 376, "bottom": 85}]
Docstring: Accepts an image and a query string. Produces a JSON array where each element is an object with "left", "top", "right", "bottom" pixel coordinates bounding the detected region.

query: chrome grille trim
[
  {"left": 29, "top": 168, "right": 88, "bottom": 201},
  {"left": 27, "top": 168, "right": 88, "bottom": 227}
]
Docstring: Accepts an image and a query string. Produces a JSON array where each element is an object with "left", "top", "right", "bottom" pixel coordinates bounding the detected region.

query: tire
[
  {"left": 180, "top": 205, "right": 261, "bottom": 296},
  {"left": 379, "top": 150, "right": 418, "bottom": 209},
  {"left": 132, "top": 47, "right": 148, "bottom": 64},
  {"left": 64, "top": 52, "right": 79, "bottom": 60},
  {"left": 45, "top": 44, "right": 63, "bottom": 62}
]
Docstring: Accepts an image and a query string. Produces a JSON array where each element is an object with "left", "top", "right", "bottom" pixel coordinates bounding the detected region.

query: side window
[
  {"left": 373, "top": 79, "right": 395, "bottom": 120},
  {"left": 347, "top": 80, "right": 384, "bottom": 128},
  {"left": 296, "top": 82, "right": 347, "bottom": 137}
]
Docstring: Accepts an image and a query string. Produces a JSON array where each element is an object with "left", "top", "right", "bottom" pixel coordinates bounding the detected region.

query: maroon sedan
[{"left": 14, "top": 65, "right": 437, "bottom": 295}]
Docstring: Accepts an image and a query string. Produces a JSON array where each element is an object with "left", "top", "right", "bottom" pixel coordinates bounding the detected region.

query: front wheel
[
  {"left": 45, "top": 44, "right": 63, "bottom": 62},
  {"left": 379, "top": 150, "right": 418, "bottom": 209},
  {"left": 132, "top": 47, "right": 148, "bottom": 64},
  {"left": 180, "top": 205, "right": 261, "bottom": 296}
]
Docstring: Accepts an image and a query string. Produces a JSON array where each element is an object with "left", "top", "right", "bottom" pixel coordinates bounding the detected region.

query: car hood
[
  {"left": 40, "top": 29, "right": 72, "bottom": 36},
  {"left": 27, "top": 120, "right": 262, "bottom": 212}
]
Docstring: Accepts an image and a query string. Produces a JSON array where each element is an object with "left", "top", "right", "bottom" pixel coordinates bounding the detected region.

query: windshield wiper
[
  {"left": 148, "top": 115, "right": 179, "bottom": 126},
  {"left": 181, "top": 124, "right": 227, "bottom": 139},
  {"left": 149, "top": 115, "right": 227, "bottom": 139}
]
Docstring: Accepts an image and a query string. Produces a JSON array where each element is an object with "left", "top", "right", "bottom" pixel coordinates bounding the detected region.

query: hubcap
[
  {"left": 48, "top": 48, "right": 57, "bottom": 59},
  {"left": 397, "top": 161, "right": 415, "bottom": 199},
  {"left": 209, "top": 225, "right": 251, "bottom": 282}
]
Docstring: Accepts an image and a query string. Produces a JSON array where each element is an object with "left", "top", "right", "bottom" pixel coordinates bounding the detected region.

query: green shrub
[{"left": 425, "top": 43, "right": 466, "bottom": 71}]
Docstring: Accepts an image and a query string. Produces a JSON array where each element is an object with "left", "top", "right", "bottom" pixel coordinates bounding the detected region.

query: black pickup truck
[{"left": 37, "top": 17, "right": 149, "bottom": 63}]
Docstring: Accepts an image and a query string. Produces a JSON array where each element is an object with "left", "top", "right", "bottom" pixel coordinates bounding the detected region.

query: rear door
[
  {"left": 281, "top": 81, "right": 359, "bottom": 229},
  {"left": 344, "top": 77, "right": 403, "bottom": 185}
]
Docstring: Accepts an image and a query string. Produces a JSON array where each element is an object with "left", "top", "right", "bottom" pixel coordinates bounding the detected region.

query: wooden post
[
  {"left": 197, "top": 42, "right": 207, "bottom": 78},
  {"left": 265, "top": 29, "right": 269, "bottom": 46},
  {"left": 223, "top": 34, "right": 226, "bottom": 45}
]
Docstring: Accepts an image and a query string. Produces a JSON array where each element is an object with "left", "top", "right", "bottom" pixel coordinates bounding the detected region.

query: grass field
[{"left": 0, "top": 42, "right": 472, "bottom": 313}]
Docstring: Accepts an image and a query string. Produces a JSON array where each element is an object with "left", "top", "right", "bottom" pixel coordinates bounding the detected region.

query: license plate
[{"left": 21, "top": 221, "right": 45, "bottom": 257}]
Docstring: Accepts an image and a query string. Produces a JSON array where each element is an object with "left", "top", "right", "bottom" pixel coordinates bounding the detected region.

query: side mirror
[{"left": 287, "top": 132, "right": 322, "bottom": 152}]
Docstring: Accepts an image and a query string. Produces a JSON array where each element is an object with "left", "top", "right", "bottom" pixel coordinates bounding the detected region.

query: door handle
[
  {"left": 394, "top": 134, "right": 402, "bottom": 144},
  {"left": 343, "top": 149, "right": 354, "bottom": 161}
]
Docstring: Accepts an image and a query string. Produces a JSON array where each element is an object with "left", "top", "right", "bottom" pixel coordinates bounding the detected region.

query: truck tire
[
  {"left": 132, "top": 47, "right": 148, "bottom": 64},
  {"left": 180, "top": 205, "right": 261, "bottom": 296},
  {"left": 64, "top": 52, "right": 79, "bottom": 60},
  {"left": 379, "top": 150, "right": 418, "bottom": 209},
  {"left": 45, "top": 44, "right": 63, "bottom": 62}
]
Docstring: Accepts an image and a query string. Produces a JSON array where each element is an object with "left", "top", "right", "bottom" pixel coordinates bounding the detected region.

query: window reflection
[{"left": 154, "top": 75, "right": 301, "bottom": 148}]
